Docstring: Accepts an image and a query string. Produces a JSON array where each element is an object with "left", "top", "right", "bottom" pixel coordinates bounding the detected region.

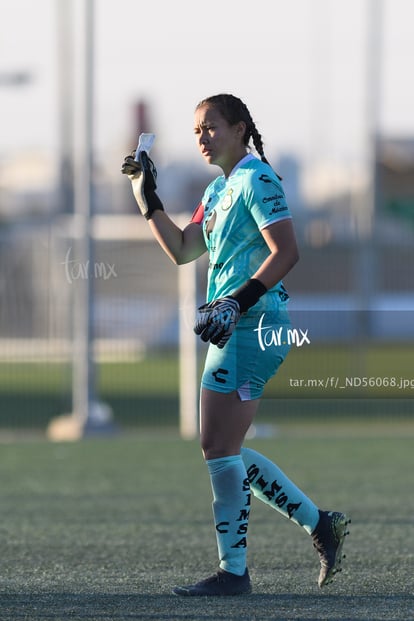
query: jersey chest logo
[{"left": 221, "top": 188, "right": 234, "bottom": 211}]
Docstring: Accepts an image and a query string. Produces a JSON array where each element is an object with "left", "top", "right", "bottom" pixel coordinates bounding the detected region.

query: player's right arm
[
  {"left": 148, "top": 211, "right": 206, "bottom": 265},
  {"left": 122, "top": 151, "right": 206, "bottom": 265}
]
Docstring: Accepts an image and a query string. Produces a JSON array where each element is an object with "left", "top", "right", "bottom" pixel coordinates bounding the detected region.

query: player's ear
[{"left": 235, "top": 121, "right": 247, "bottom": 140}]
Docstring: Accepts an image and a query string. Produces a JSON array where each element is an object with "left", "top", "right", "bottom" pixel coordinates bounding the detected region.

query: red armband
[{"left": 190, "top": 202, "right": 204, "bottom": 225}]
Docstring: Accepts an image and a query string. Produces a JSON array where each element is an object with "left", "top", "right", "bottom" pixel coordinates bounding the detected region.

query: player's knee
[
  {"left": 200, "top": 437, "right": 216, "bottom": 460},
  {"left": 201, "top": 437, "right": 238, "bottom": 461}
]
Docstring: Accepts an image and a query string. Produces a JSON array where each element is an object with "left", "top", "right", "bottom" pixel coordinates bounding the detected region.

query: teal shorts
[{"left": 201, "top": 309, "right": 292, "bottom": 401}]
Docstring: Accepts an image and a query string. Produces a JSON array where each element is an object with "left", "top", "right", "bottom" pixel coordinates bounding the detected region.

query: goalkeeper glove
[
  {"left": 194, "top": 278, "right": 267, "bottom": 348},
  {"left": 194, "top": 297, "right": 241, "bottom": 349},
  {"left": 121, "top": 150, "right": 164, "bottom": 220}
]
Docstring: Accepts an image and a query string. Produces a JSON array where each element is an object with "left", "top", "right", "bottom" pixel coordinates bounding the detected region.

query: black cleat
[
  {"left": 312, "top": 510, "right": 351, "bottom": 588},
  {"left": 172, "top": 568, "right": 252, "bottom": 597}
]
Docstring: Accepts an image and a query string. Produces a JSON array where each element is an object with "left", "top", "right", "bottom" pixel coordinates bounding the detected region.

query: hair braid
[
  {"left": 244, "top": 107, "right": 282, "bottom": 180},
  {"left": 249, "top": 121, "right": 268, "bottom": 164}
]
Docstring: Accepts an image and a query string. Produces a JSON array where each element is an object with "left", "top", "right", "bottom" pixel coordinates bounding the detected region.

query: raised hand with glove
[
  {"left": 194, "top": 278, "right": 267, "bottom": 348},
  {"left": 121, "top": 150, "right": 164, "bottom": 220}
]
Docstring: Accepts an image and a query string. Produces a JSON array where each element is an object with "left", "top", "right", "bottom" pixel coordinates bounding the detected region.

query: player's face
[{"left": 194, "top": 104, "right": 247, "bottom": 176}]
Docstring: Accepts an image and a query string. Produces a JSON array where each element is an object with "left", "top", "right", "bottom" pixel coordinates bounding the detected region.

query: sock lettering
[
  {"left": 237, "top": 509, "right": 250, "bottom": 521},
  {"left": 257, "top": 475, "right": 268, "bottom": 490},
  {"left": 247, "top": 463, "right": 302, "bottom": 519},
  {"left": 231, "top": 536, "right": 247, "bottom": 549},
  {"left": 246, "top": 464, "right": 260, "bottom": 482},
  {"left": 275, "top": 492, "right": 288, "bottom": 507},
  {"left": 236, "top": 522, "right": 248, "bottom": 535},
  {"left": 216, "top": 521, "right": 229, "bottom": 534},
  {"left": 263, "top": 479, "right": 282, "bottom": 501},
  {"left": 287, "top": 501, "right": 302, "bottom": 518}
]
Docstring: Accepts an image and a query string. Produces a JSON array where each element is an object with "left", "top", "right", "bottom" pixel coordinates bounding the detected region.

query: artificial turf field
[{"left": 1, "top": 421, "right": 413, "bottom": 621}]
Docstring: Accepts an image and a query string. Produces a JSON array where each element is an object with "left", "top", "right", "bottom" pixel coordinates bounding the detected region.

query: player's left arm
[
  {"left": 252, "top": 218, "right": 299, "bottom": 289},
  {"left": 193, "top": 219, "right": 299, "bottom": 349},
  {"left": 193, "top": 178, "right": 299, "bottom": 349}
]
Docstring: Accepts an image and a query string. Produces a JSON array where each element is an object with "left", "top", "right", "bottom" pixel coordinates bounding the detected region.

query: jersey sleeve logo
[
  {"left": 258, "top": 174, "right": 289, "bottom": 216},
  {"left": 258, "top": 173, "right": 275, "bottom": 185}
]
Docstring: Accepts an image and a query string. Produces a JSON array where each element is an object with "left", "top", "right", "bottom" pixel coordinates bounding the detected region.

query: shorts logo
[{"left": 212, "top": 367, "right": 229, "bottom": 384}]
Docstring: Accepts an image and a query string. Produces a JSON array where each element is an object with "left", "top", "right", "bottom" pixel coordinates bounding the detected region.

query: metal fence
[{"left": 1, "top": 214, "right": 413, "bottom": 434}]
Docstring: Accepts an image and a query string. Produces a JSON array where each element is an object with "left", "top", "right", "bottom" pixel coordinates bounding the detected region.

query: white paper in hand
[{"left": 134, "top": 133, "right": 156, "bottom": 162}]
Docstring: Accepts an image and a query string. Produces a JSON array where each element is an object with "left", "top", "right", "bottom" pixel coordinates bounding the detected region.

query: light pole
[
  {"left": 355, "top": 0, "right": 383, "bottom": 337},
  {"left": 71, "top": 0, "right": 96, "bottom": 430},
  {"left": 48, "top": 0, "right": 114, "bottom": 441}
]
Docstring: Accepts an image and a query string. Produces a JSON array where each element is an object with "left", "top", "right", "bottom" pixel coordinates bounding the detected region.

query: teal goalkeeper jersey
[{"left": 192, "top": 154, "right": 292, "bottom": 316}]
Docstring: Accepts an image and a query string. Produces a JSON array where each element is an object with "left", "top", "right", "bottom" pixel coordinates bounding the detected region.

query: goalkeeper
[{"left": 122, "top": 93, "right": 350, "bottom": 597}]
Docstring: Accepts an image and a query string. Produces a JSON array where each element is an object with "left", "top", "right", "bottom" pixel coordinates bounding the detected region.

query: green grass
[
  {"left": 1, "top": 344, "right": 412, "bottom": 396},
  {"left": 0, "top": 424, "right": 413, "bottom": 620},
  {"left": 267, "top": 342, "right": 414, "bottom": 397},
  {"left": 1, "top": 344, "right": 414, "bottom": 429},
  {"left": 0, "top": 353, "right": 181, "bottom": 428}
]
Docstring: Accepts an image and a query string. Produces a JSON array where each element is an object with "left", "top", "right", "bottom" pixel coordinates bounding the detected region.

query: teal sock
[
  {"left": 206, "top": 455, "right": 251, "bottom": 576},
  {"left": 241, "top": 447, "right": 319, "bottom": 534}
]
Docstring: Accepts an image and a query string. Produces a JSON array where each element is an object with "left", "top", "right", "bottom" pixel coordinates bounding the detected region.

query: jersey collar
[{"left": 228, "top": 153, "right": 256, "bottom": 178}]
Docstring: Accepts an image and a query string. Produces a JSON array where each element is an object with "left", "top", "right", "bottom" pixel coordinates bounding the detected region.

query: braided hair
[{"left": 195, "top": 94, "right": 282, "bottom": 179}]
